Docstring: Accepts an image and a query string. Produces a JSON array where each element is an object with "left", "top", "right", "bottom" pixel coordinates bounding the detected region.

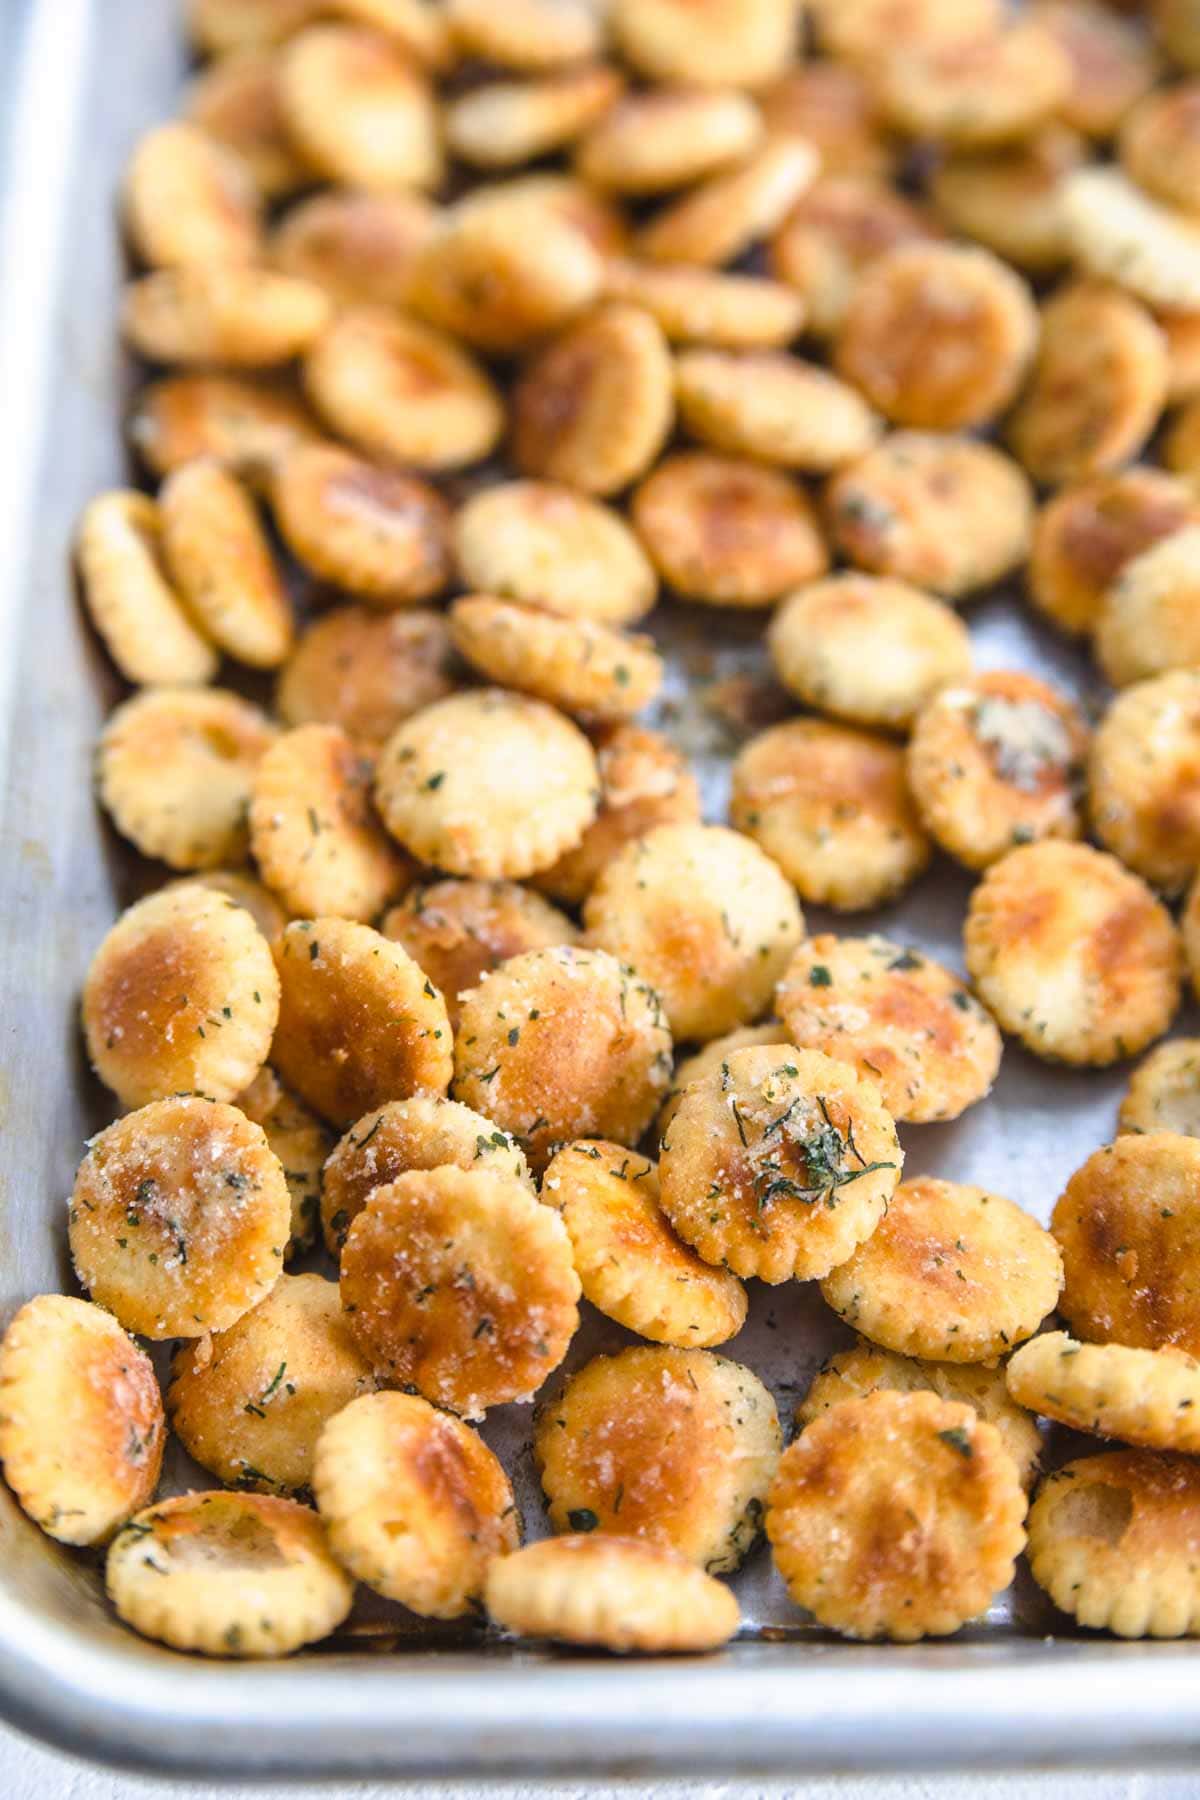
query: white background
[{"left": 2, "top": 1741, "right": 1200, "bottom": 1800}]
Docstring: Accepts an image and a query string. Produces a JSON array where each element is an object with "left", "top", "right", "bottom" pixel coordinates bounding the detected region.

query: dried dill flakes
[
  {"left": 660, "top": 1045, "right": 900, "bottom": 1284},
  {"left": 937, "top": 1426, "right": 973, "bottom": 1459}
]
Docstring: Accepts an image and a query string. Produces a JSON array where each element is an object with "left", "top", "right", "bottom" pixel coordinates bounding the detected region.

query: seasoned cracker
[
  {"left": 187, "top": 0, "right": 323, "bottom": 55},
  {"left": 657, "top": 1045, "right": 900, "bottom": 1284},
  {"left": 123, "top": 121, "right": 261, "bottom": 269},
  {"left": 271, "top": 918, "right": 452, "bottom": 1126},
  {"left": 821, "top": 1176, "right": 1063, "bottom": 1364},
  {"left": 320, "top": 1093, "right": 532, "bottom": 1255},
  {"left": 445, "top": 0, "right": 601, "bottom": 69},
  {"left": 965, "top": 842, "right": 1181, "bottom": 1066},
  {"left": 1096, "top": 525, "right": 1200, "bottom": 685},
  {"left": 278, "top": 24, "right": 441, "bottom": 191},
  {"left": 159, "top": 459, "right": 293, "bottom": 669},
  {"left": 271, "top": 444, "right": 452, "bottom": 606},
  {"left": 767, "top": 1391, "right": 1026, "bottom": 1641},
  {"left": 314, "top": 1391, "right": 518, "bottom": 1616},
  {"left": 535, "top": 1346, "right": 779, "bottom": 1570},
  {"left": 453, "top": 481, "right": 656, "bottom": 626},
  {"left": 97, "top": 687, "right": 277, "bottom": 871},
  {"left": 304, "top": 308, "right": 503, "bottom": 472},
  {"left": 1120, "top": 1038, "right": 1200, "bottom": 1138},
  {"left": 340, "top": 1166, "right": 580, "bottom": 1412},
  {"left": 168, "top": 1272, "right": 372, "bottom": 1492},
  {"left": 543, "top": 1141, "right": 748, "bottom": 1348},
  {"left": 577, "top": 90, "right": 762, "bottom": 196},
  {"left": 374, "top": 689, "right": 600, "bottom": 880},
  {"left": 808, "top": 0, "right": 1000, "bottom": 63},
  {"left": 907, "top": 671, "right": 1089, "bottom": 871},
  {"left": 631, "top": 451, "right": 828, "bottom": 607},
  {"left": 637, "top": 138, "right": 817, "bottom": 269},
  {"left": 798, "top": 1340, "right": 1041, "bottom": 1490},
  {"left": 835, "top": 244, "right": 1037, "bottom": 433},
  {"left": 826, "top": 432, "right": 1034, "bottom": 600},
  {"left": 449, "top": 597, "right": 662, "bottom": 723},
  {"left": 731, "top": 718, "right": 930, "bottom": 911},
  {"left": 163, "top": 869, "right": 287, "bottom": 948},
  {"left": 485, "top": 1535, "right": 740, "bottom": 1654},
  {"left": 1007, "top": 1331, "right": 1200, "bottom": 1453},
  {"left": 1158, "top": 304, "right": 1200, "bottom": 403},
  {"left": 127, "top": 373, "right": 320, "bottom": 485},
  {"left": 1027, "top": 468, "right": 1199, "bottom": 638},
  {"left": 1121, "top": 80, "right": 1200, "bottom": 218},
  {"left": 1006, "top": 282, "right": 1169, "bottom": 487},
  {"left": 768, "top": 176, "right": 941, "bottom": 341},
  {"left": 250, "top": 724, "right": 409, "bottom": 922},
  {"left": 584, "top": 823, "right": 802, "bottom": 1043},
  {"left": 331, "top": 0, "right": 450, "bottom": 68},
  {"left": 471, "top": 172, "right": 630, "bottom": 257},
  {"left": 929, "top": 128, "right": 1085, "bottom": 275},
  {"left": 269, "top": 188, "right": 438, "bottom": 312},
  {"left": 69, "top": 1096, "right": 291, "bottom": 1339},
  {"left": 0, "top": 1296, "right": 163, "bottom": 1546},
  {"left": 611, "top": 0, "right": 796, "bottom": 88},
  {"left": 675, "top": 350, "right": 879, "bottom": 475},
  {"left": 1027, "top": 1449, "right": 1200, "bottom": 1637},
  {"left": 121, "top": 265, "right": 330, "bottom": 369},
  {"left": 382, "top": 878, "right": 577, "bottom": 1032},
  {"left": 405, "top": 192, "right": 603, "bottom": 352},
  {"left": 1090, "top": 670, "right": 1200, "bottom": 891},
  {"left": 777, "top": 936, "right": 1002, "bottom": 1125},
  {"left": 445, "top": 64, "right": 623, "bottom": 171},
  {"left": 106, "top": 1492, "right": 352, "bottom": 1658},
  {"left": 75, "top": 490, "right": 218, "bottom": 687},
  {"left": 452, "top": 945, "right": 672, "bottom": 1172},
  {"left": 601, "top": 260, "right": 805, "bottom": 351},
  {"left": 237, "top": 1066, "right": 333, "bottom": 1255},
  {"left": 511, "top": 302, "right": 674, "bottom": 497},
  {"left": 276, "top": 606, "right": 457, "bottom": 753},
  {"left": 871, "top": 23, "right": 1072, "bottom": 148},
  {"left": 1035, "top": 0, "right": 1159, "bottom": 138},
  {"left": 186, "top": 48, "right": 309, "bottom": 200},
  {"left": 82, "top": 883, "right": 279, "bottom": 1109},
  {"left": 1062, "top": 167, "right": 1200, "bottom": 310},
  {"left": 757, "top": 63, "right": 893, "bottom": 181},
  {"left": 1053, "top": 1133, "right": 1200, "bottom": 1356},
  {"left": 767, "top": 573, "right": 971, "bottom": 732},
  {"left": 536, "top": 724, "right": 700, "bottom": 908}
]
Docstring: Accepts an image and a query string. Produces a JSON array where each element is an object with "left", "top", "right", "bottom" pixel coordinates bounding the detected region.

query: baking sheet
[{"left": 3, "top": 0, "right": 1200, "bottom": 1776}]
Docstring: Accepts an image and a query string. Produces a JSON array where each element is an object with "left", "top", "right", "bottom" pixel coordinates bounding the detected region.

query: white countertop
[{"left": 1, "top": 1728, "right": 1196, "bottom": 1800}]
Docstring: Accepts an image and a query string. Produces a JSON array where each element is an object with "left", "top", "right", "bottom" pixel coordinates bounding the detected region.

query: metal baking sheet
[{"left": 3, "top": 0, "right": 1200, "bottom": 1777}]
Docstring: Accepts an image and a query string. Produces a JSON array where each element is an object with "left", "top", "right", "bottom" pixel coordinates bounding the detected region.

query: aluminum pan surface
[{"left": 1, "top": 0, "right": 1200, "bottom": 1775}]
